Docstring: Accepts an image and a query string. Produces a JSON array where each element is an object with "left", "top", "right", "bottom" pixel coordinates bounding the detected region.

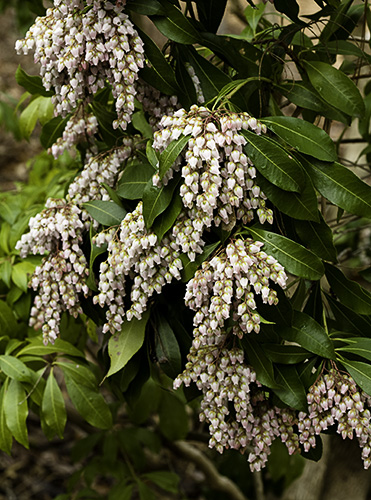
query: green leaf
[
  {"left": 142, "top": 471, "right": 180, "bottom": 494},
  {"left": 242, "top": 130, "right": 305, "bottom": 192},
  {"left": 277, "top": 311, "right": 336, "bottom": 359},
  {"left": 303, "top": 158, "right": 371, "bottom": 219},
  {"left": 159, "top": 135, "right": 190, "bottom": 179},
  {"left": 136, "top": 28, "right": 179, "bottom": 95},
  {"left": 242, "top": 336, "right": 278, "bottom": 389},
  {"left": 63, "top": 374, "right": 112, "bottom": 429},
  {"left": 261, "top": 116, "right": 337, "bottom": 162},
  {"left": 117, "top": 162, "right": 155, "bottom": 200},
  {"left": 325, "top": 263, "right": 371, "bottom": 315},
  {"left": 126, "top": 0, "right": 165, "bottom": 15},
  {"left": 152, "top": 194, "right": 183, "bottom": 242},
  {"left": 15, "top": 65, "right": 53, "bottom": 97},
  {"left": 180, "top": 241, "right": 220, "bottom": 282},
  {"left": 40, "top": 116, "right": 70, "bottom": 149},
  {"left": 146, "top": 140, "right": 160, "bottom": 170},
  {"left": 138, "top": 481, "right": 156, "bottom": 500},
  {"left": 90, "top": 101, "right": 122, "bottom": 146},
  {"left": 16, "top": 337, "right": 84, "bottom": 358},
  {"left": 56, "top": 361, "right": 98, "bottom": 391},
  {"left": 264, "top": 344, "right": 312, "bottom": 364},
  {"left": 315, "top": 40, "right": 367, "bottom": 60},
  {"left": 326, "top": 295, "right": 371, "bottom": 337},
  {"left": 4, "top": 379, "right": 29, "bottom": 448},
  {"left": 41, "top": 368, "right": 66, "bottom": 439},
  {"left": 303, "top": 61, "right": 364, "bottom": 118},
  {"left": 19, "top": 97, "right": 41, "bottom": 140},
  {"left": 197, "top": 0, "right": 227, "bottom": 33},
  {"left": 155, "top": 314, "right": 182, "bottom": 379},
  {"left": 0, "top": 261, "right": 11, "bottom": 288},
  {"left": 0, "top": 383, "right": 12, "bottom": 454},
  {"left": 83, "top": 200, "right": 127, "bottom": 226},
  {"left": 256, "top": 171, "right": 319, "bottom": 222},
  {"left": 106, "top": 311, "right": 150, "bottom": 378},
  {"left": 340, "top": 359, "right": 371, "bottom": 397},
  {"left": 11, "top": 261, "right": 36, "bottom": 292},
  {"left": 142, "top": 176, "right": 179, "bottom": 228},
  {"left": 158, "top": 391, "right": 189, "bottom": 440},
  {"left": 318, "top": 0, "right": 352, "bottom": 43},
  {"left": 273, "top": 365, "right": 308, "bottom": 412},
  {"left": 0, "top": 355, "right": 34, "bottom": 383},
  {"left": 247, "top": 227, "right": 324, "bottom": 281},
  {"left": 294, "top": 215, "right": 337, "bottom": 262},
  {"left": 337, "top": 338, "right": 371, "bottom": 363},
  {"left": 0, "top": 300, "right": 18, "bottom": 337},
  {"left": 132, "top": 111, "right": 153, "bottom": 139},
  {"left": 274, "top": 0, "right": 301, "bottom": 23},
  {"left": 152, "top": 3, "right": 201, "bottom": 45}
]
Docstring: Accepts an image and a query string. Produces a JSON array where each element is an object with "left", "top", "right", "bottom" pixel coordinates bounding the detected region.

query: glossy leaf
[
  {"left": 303, "top": 60, "right": 364, "bottom": 118},
  {"left": 273, "top": 365, "right": 308, "bottom": 412},
  {"left": 83, "top": 200, "right": 127, "bottom": 226},
  {"left": 315, "top": 40, "right": 367, "bottom": 59},
  {"left": 42, "top": 368, "right": 66, "bottom": 439},
  {"left": 294, "top": 215, "right": 337, "bottom": 262},
  {"left": 117, "top": 162, "right": 155, "bottom": 200},
  {"left": 152, "top": 3, "right": 201, "bottom": 45},
  {"left": 132, "top": 111, "right": 153, "bottom": 139},
  {"left": 0, "top": 383, "right": 12, "bottom": 454},
  {"left": 277, "top": 311, "right": 336, "bottom": 359},
  {"left": 0, "top": 355, "right": 35, "bottom": 383},
  {"left": 337, "top": 338, "right": 371, "bottom": 363},
  {"left": 4, "top": 379, "right": 29, "bottom": 448},
  {"left": 19, "top": 97, "right": 42, "bottom": 140},
  {"left": 274, "top": 0, "right": 301, "bottom": 23},
  {"left": 196, "top": 0, "right": 228, "bottom": 33},
  {"left": 16, "top": 337, "right": 84, "bottom": 358},
  {"left": 326, "top": 295, "right": 371, "bottom": 337},
  {"left": 340, "top": 359, "right": 371, "bottom": 397},
  {"left": 152, "top": 194, "right": 183, "bottom": 241},
  {"left": 40, "top": 116, "right": 70, "bottom": 149},
  {"left": 126, "top": 0, "right": 165, "bottom": 15},
  {"left": 155, "top": 315, "right": 182, "bottom": 379},
  {"left": 56, "top": 361, "right": 98, "bottom": 391},
  {"left": 256, "top": 171, "right": 319, "bottom": 222},
  {"left": 242, "top": 130, "right": 305, "bottom": 192},
  {"left": 106, "top": 311, "right": 150, "bottom": 378},
  {"left": 304, "top": 158, "right": 371, "bottom": 219},
  {"left": 248, "top": 227, "right": 324, "bottom": 281},
  {"left": 264, "top": 344, "right": 312, "bottom": 364},
  {"left": 0, "top": 300, "right": 18, "bottom": 337},
  {"left": 159, "top": 391, "right": 189, "bottom": 440},
  {"left": 325, "top": 263, "right": 371, "bottom": 315},
  {"left": 142, "top": 176, "right": 179, "bottom": 228},
  {"left": 242, "top": 336, "right": 278, "bottom": 389},
  {"left": 15, "top": 65, "right": 53, "bottom": 97},
  {"left": 261, "top": 116, "right": 337, "bottom": 162},
  {"left": 63, "top": 374, "right": 112, "bottom": 430},
  {"left": 159, "top": 134, "right": 190, "bottom": 179}
]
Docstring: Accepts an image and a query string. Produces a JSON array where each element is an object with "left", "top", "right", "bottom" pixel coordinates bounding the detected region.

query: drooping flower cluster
[
  {"left": 152, "top": 106, "right": 273, "bottom": 255},
  {"left": 16, "top": 199, "right": 89, "bottom": 343},
  {"left": 184, "top": 238, "right": 287, "bottom": 347},
  {"left": 93, "top": 202, "right": 184, "bottom": 333},
  {"left": 15, "top": 0, "right": 145, "bottom": 129},
  {"left": 298, "top": 368, "right": 371, "bottom": 469},
  {"left": 135, "top": 80, "right": 179, "bottom": 132},
  {"left": 174, "top": 347, "right": 299, "bottom": 472},
  {"left": 185, "top": 63, "right": 205, "bottom": 104}
]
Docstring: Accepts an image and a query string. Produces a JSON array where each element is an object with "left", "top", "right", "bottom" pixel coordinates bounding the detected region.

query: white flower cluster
[
  {"left": 298, "top": 369, "right": 371, "bottom": 469},
  {"left": 184, "top": 238, "right": 287, "bottom": 348},
  {"left": 93, "top": 202, "right": 184, "bottom": 333},
  {"left": 174, "top": 347, "right": 298, "bottom": 472},
  {"left": 135, "top": 80, "right": 179, "bottom": 132},
  {"left": 185, "top": 63, "right": 205, "bottom": 104},
  {"left": 152, "top": 106, "right": 273, "bottom": 257},
  {"left": 16, "top": 199, "right": 89, "bottom": 343},
  {"left": 50, "top": 110, "right": 99, "bottom": 159},
  {"left": 15, "top": 0, "right": 145, "bottom": 129},
  {"left": 67, "top": 139, "right": 134, "bottom": 208}
]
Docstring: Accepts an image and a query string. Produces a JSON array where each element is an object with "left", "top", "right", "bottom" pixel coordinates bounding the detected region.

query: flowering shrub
[{"left": 1, "top": 0, "right": 371, "bottom": 497}]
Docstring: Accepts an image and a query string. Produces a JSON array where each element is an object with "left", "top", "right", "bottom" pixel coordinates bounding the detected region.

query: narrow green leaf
[
  {"left": 261, "top": 116, "right": 337, "bottom": 162},
  {"left": 155, "top": 315, "right": 182, "bottom": 378},
  {"left": 256, "top": 171, "right": 319, "bottom": 222},
  {"left": 158, "top": 391, "right": 189, "bottom": 440},
  {"left": 142, "top": 176, "right": 179, "bottom": 228},
  {"left": 274, "top": 365, "right": 308, "bottom": 412},
  {"left": 315, "top": 40, "right": 367, "bottom": 59},
  {"left": 337, "top": 338, "right": 371, "bottom": 363},
  {"left": 242, "top": 130, "right": 305, "bottom": 192},
  {"left": 146, "top": 140, "right": 160, "bottom": 170},
  {"left": 325, "top": 263, "right": 371, "bottom": 315},
  {"left": 138, "top": 481, "right": 157, "bottom": 500},
  {"left": 152, "top": 194, "right": 183, "bottom": 241},
  {"left": 0, "top": 300, "right": 18, "bottom": 337},
  {"left": 277, "top": 311, "right": 336, "bottom": 360},
  {"left": 42, "top": 368, "right": 66, "bottom": 439},
  {"left": 106, "top": 311, "right": 150, "bottom": 378},
  {"left": 64, "top": 374, "right": 112, "bottom": 430},
  {"left": 304, "top": 158, "right": 371, "bottom": 219},
  {"left": 0, "top": 355, "right": 34, "bottom": 383},
  {"left": 326, "top": 295, "right": 371, "bottom": 337},
  {"left": 142, "top": 471, "right": 180, "bottom": 494},
  {"left": 4, "top": 379, "right": 28, "bottom": 448},
  {"left": 303, "top": 60, "right": 364, "bottom": 118},
  {"left": 242, "top": 336, "right": 278, "bottom": 389},
  {"left": 126, "top": 0, "right": 165, "bottom": 15},
  {"left": 264, "top": 344, "right": 312, "bottom": 364},
  {"left": 340, "top": 359, "right": 371, "bottom": 397},
  {"left": 0, "top": 383, "right": 12, "bottom": 454},
  {"left": 197, "top": 0, "right": 228, "bottom": 33},
  {"left": 15, "top": 65, "right": 53, "bottom": 97},
  {"left": 19, "top": 97, "right": 41, "bottom": 140},
  {"left": 40, "top": 115, "right": 70, "bottom": 149},
  {"left": 11, "top": 261, "right": 36, "bottom": 292},
  {"left": 117, "top": 162, "right": 155, "bottom": 200},
  {"left": 152, "top": 3, "right": 201, "bottom": 45},
  {"left": 90, "top": 101, "right": 122, "bottom": 146},
  {"left": 180, "top": 241, "right": 220, "bottom": 282},
  {"left": 83, "top": 200, "right": 127, "bottom": 226},
  {"left": 294, "top": 215, "right": 337, "bottom": 263},
  {"left": 16, "top": 337, "right": 84, "bottom": 358},
  {"left": 159, "top": 135, "right": 190, "bottom": 179},
  {"left": 132, "top": 111, "right": 153, "bottom": 139},
  {"left": 247, "top": 227, "right": 324, "bottom": 281},
  {"left": 56, "top": 361, "right": 98, "bottom": 391}
]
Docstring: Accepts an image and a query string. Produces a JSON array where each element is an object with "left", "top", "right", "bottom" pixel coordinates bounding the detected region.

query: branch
[{"left": 171, "top": 441, "right": 249, "bottom": 500}]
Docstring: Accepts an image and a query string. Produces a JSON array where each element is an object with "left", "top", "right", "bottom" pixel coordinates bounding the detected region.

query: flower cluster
[
  {"left": 152, "top": 106, "right": 273, "bottom": 257},
  {"left": 185, "top": 63, "right": 205, "bottom": 104},
  {"left": 50, "top": 109, "right": 99, "bottom": 159},
  {"left": 184, "top": 238, "right": 287, "bottom": 348},
  {"left": 16, "top": 0, "right": 144, "bottom": 129},
  {"left": 93, "top": 202, "right": 184, "bottom": 333},
  {"left": 174, "top": 347, "right": 299, "bottom": 472},
  {"left": 16, "top": 199, "right": 89, "bottom": 343},
  {"left": 298, "top": 369, "right": 371, "bottom": 469},
  {"left": 135, "top": 80, "right": 179, "bottom": 132}
]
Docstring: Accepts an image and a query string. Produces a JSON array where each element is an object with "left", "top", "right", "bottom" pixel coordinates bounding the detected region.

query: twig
[
  {"left": 253, "top": 471, "right": 265, "bottom": 500},
  {"left": 171, "top": 440, "right": 249, "bottom": 500}
]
